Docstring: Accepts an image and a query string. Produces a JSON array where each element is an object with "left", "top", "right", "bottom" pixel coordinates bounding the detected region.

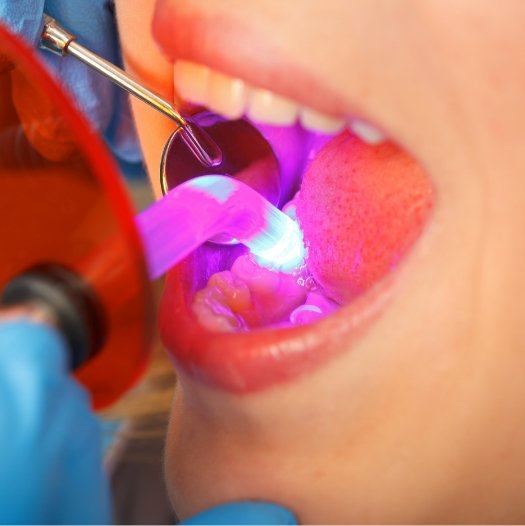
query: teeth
[
  {"left": 247, "top": 88, "right": 298, "bottom": 126},
  {"left": 192, "top": 287, "right": 245, "bottom": 332},
  {"left": 208, "top": 271, "right": 252, "bottom": 313},
  {"left": 173, "top": 61, "right": 209, "bottom": 106},
  {"left": 173, "top": 60, "right": 386, "bottom": 142},
  {"left": 348, "top": 118, "right": 386, "bottom": 145},
  {"left": 208, "top": 71, "right": 247, "bottom": 120},
  {"left": 299, "top": 108, "right": 345, "bottom": 134}
]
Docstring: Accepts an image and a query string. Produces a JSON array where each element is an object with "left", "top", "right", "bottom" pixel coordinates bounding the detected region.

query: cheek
[
  {"left": 116, "top": 0, "right": 176, "bottom": 197},
  {"left": 296, "top": 132, "right": 434, "bottom": 304}
]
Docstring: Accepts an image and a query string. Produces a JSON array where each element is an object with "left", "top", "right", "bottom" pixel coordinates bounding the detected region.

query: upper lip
[
  {"left": 152, "top": 2, "right": 351, "bottom": 118},
  {"left": 153, "top": 3, "right": 410, "bottom": 393}
]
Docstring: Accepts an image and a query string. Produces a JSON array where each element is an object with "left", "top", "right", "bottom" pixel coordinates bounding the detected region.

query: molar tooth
[
  {"left": 348, "top": 118, "right": 386, "bottom": 145},
  {"left": 299, "top": 108, "right": 345, "bottom": 134},
  {"left": 289, "top": 304, "right": 324, "bottom": 326},
  {"left": 247, "top": 88, "right": 298, "bottom": 125},
  {"left": 207, "top": 70, "right": 248, "bottom": 119},
  {"left": 208, "top": 271, "right": 252, "bottom": 312},
  {"left": 193, "top": 288, "right": 244, "bottom": 332},
  {"left": 173, "top": 60, "right": 210, "bottom": 106}
]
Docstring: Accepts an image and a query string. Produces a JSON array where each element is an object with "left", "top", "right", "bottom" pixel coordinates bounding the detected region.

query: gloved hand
[
  {"left": 0, "top": 0, "right": 141, "bottom": 164},
  {"left": 183, "top": 501, "right": 297, "bottom": 525},
  {"left": 0, "top": 320, "right": 111, "bottom": 524}
]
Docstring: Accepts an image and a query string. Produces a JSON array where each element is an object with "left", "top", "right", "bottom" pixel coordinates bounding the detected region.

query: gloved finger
[
  {"left": 0, "top": 1, "right": 45, "bottom": 44},
  {"left": 0, "top": 2, "right": 110, "bottom": 162},
  {"left": 42, "top": 0, "right": 118, "bottom": 134},
  {"left": 182, "top": 501, "right": 298, "bottom": 525},
  {"left": 10, "top": 65, "right": 79, "bottom": 162},
  {"left": 104, "top": 88, "right": 142, "bottom": 164},
  {"left": 0, "top": 320, "right": 111, "bottom": 524},
  {"left": 0, "top": 319, "right": 67, "bottom": 376},
  {"left": 4, "top": 0, "right": 117, "bottom": 150},
  {"left": 0, "top": 321, "right": 67, "bottom": 521},
  {"left": 56, "top": 377, "right": 112, "bottom": 524},
  {"left": 0, "top": 2, "right": 65, "bottom": 160}
]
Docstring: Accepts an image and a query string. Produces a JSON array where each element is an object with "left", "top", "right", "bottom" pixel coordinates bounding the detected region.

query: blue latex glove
[
  {"left": 0, "top": 0, "right": 141, "bottom": 164},
  {"left": 0, "top": 321, "right": 112, "bottom": 524},
  {"left": 183, "top": 502, "right": 297, "bottom": 525}
]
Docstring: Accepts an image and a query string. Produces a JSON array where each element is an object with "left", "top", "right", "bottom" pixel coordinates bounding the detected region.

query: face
[{"left": 115, "top": 1, "right": 525, "bottom": 522}]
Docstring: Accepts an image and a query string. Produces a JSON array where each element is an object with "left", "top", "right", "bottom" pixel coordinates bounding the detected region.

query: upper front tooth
[
  {"left": 174, "top": 61, "right": 388, "bottom": 146},
  {"left": 208, "top": 71, "right": 248, "bottom": 119},
  {"left": 349, "top": 118, "right": 386, "bottom": 145},
  {"left": 173, "top": 61, "right": 210, "bottom": 106},
  {"left": 299, "top": 108, "right": 345, "bottom": 134},
  {"left": 247, "top": 88, "right": 298, "bottom": 126}
]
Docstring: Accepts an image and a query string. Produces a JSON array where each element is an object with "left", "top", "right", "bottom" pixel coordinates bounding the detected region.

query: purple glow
[
  {"left": 253, "top": 120, "right": 333, "bottom": 204},
  {"left": 136, "top": 175, "right": 305, "bottom": 280}
]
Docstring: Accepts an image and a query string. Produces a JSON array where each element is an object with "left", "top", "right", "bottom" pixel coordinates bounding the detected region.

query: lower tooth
[
  {"left": 289, "top": 291, "right": 339, "bottom": 326},
  {"left": 299, "top": 108, "right": 345, "bottom": 134},
  {"left": 191, "top": 205, "right": 340, "bottom": 331},
  {"left": 192, "top": 286, "right": 246, "bottom": 331},
  {"left": 208, "top": 271, "right": 252, "bottom": 312},
  {"left": 348, "top": 118, "right": 386, "bottom": 145},
  {"left": 192, "top": 297, "right": 243, "bottom": 332},
  {"left": 289, "top": 304, "right": 323, "bottom": 325}
]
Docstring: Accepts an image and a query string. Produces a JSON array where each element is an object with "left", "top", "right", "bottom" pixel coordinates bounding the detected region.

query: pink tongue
[{"left": 296, "top": 131, "right": 434, "bottom": 304}]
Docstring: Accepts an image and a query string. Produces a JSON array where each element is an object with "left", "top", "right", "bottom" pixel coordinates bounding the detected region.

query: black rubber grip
[{"left": 0, "top": 264, "right": 106, "bottom": 370}]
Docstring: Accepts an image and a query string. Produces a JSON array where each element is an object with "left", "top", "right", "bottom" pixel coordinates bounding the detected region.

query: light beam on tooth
[{"left": 136, "top": 175, "right": 306, "bottom": 279}]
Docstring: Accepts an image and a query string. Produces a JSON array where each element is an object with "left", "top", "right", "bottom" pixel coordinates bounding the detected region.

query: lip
[
  {"left": 159, "top": 256, "right": 394, "bottom": 393},
  {"left": 153, "top": 2, "right": 426, "bottom": 393},
  {"left": 152, "top": 2, "right": 351, "bottom": 119}
]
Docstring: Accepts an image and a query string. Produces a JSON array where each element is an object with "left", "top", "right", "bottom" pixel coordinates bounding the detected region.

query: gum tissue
[{"left": 192, "top": 252, "right": 338, "bottom": 332}]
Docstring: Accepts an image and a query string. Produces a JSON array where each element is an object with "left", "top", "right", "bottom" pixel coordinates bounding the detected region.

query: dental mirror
[{"left": 160, "top": 112, "right": 281, "bottom": 244}]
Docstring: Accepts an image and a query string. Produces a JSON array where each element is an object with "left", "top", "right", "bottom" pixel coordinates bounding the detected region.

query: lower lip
[{"left": 159, "top": 258, "right": 394, "bottom": 393}]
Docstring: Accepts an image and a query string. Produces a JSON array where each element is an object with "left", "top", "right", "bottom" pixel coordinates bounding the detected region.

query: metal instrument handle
[{"left": 40, "top": 15, "right": 222, "bottom": 168}]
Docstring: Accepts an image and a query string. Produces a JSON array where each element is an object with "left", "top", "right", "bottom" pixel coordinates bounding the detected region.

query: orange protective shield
[{"left": 0, "top": 23, "right": 153, "bottom": 408}]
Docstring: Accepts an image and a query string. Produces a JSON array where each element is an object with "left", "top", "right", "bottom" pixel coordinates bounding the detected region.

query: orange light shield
[{"left": 0, "top": 23, "right": 153, "bottom": 409}]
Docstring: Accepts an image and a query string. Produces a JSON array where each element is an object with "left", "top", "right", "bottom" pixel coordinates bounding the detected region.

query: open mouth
[{"left": 153, "top": 7, "right": 435, "bottom": 393}]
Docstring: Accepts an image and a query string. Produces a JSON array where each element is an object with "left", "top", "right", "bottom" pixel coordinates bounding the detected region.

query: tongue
[{"left": 296, "top": 131, "right": 434, "bottom": 304}]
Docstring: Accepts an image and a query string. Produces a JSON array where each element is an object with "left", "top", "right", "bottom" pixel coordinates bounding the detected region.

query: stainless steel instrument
[{"left": 40, "top": 14, "right": 222, "bottom": 169}]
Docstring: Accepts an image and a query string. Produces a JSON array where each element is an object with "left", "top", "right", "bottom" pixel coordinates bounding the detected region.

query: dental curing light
[
  {"left": 0, "top": 23, "right": 151, "bottom": 409},
  {"left": 0, "top": 24, "right": 302, "bottom": 408},
  {"left": 136, "top": 175, "right": 305, "bottom": 278}
]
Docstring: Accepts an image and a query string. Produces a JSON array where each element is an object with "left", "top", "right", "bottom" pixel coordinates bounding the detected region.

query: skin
[{"left": 115, "top": 0, "right": 525, "bottom": 522}]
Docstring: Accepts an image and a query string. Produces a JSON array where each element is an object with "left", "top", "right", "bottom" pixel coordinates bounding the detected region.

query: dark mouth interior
[{"left": 168, "top": 111, "right": 434, "bottom": 333}]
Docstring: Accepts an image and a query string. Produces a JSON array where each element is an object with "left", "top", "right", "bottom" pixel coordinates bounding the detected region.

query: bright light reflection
[{"left": 247, "top": 213, "right": 306, "bottom": 273}]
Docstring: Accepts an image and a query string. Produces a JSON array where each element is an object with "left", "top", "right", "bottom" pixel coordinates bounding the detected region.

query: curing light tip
[{"left": 136, "top": 176, "right": 306, "bottom": 279}]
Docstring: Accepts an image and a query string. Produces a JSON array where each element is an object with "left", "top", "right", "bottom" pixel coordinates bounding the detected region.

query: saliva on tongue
[{"left": 192, "top": 129, "right": 434, "bottom": 332}]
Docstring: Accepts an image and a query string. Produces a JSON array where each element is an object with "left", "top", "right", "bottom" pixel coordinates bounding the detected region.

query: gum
[{"left": 192, "top": 254, "right": 309, "bottom": 331}]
